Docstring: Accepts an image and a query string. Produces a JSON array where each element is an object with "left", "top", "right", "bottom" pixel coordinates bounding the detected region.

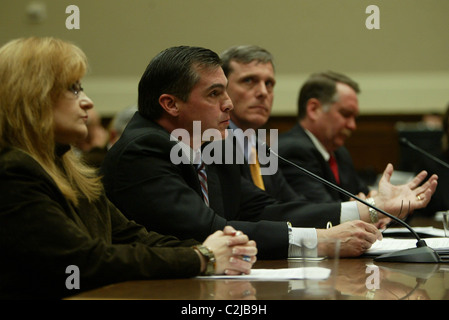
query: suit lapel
[{"left": 297, "top": 125, "right": 343, "bottom": 200}]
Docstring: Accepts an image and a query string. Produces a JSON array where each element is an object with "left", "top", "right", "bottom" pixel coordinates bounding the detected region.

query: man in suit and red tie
[{"left": 278, "top": 72, "right": 372, "bottom": 205}]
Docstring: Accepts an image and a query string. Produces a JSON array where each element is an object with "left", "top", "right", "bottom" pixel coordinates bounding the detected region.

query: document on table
[
  {"left": 365, "top": 237, "right": 449, "bottom": 256},
  {"left": 197, "top": 267, "right": 331, "bottom": 280}
]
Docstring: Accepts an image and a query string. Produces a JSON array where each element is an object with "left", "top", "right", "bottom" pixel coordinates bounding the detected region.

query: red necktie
[{"left": 328, "top": 155, "right": 340, "bottom": 185}]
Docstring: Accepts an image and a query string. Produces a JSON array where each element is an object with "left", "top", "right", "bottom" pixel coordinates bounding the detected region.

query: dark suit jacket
[
  {"left": 0, "top": 147, "right": 200, "bottom": 299},
  {"left": 225, "top": 129, "right": 302, "bottom": 202},
  {"left": 278, "top": 123, "right": 369, "bottom": 203},
  {"left": 101, "top": 113, "right": 342, "bottom": 259}
]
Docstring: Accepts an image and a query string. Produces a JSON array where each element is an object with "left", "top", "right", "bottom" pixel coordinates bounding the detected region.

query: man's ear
[
  {"left": 159, "top": 94, "right": 179, "bottom": 117},
  {"left": 306, "top": 98, "right": 322, "bottom": 121}
]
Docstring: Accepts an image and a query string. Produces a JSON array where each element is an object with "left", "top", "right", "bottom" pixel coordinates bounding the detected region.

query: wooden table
[
  {"left": 66, "top": 257, "right": 449, "bottom": 301},
  {"left": 66, "top": 216, "right": 449, "bottom": 301}
]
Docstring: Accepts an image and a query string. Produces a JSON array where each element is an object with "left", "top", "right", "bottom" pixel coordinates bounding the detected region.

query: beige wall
[{"left": 1, "top": 0, "right": 449, "bottom": 116}]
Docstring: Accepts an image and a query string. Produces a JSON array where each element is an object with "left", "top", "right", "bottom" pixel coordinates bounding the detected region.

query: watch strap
[{"left": 193, "top": 245, "right": 216, "bottom": 276}]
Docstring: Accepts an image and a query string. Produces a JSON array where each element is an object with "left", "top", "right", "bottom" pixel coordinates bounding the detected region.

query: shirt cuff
[
  {"left": 288, "top": 226, "right": 318, "bottom": 258},
  {"left": 340, "top": 201, "right": 360, "bottom": 223}
]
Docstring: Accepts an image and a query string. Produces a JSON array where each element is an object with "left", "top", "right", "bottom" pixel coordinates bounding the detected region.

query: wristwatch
[
  {"left": 366, "top": 197, "right": 379, "bottom": 223},
  {"left": 193, "top": 245, "right": 216, "bottom": 276}
]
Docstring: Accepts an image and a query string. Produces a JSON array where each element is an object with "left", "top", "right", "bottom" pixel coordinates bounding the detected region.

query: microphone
[
  {"left": 399, "top": 137, "right": 449, "bottom": 170},
  {"left": 262, "top": 143, "right": 442, "bottom": 263}
]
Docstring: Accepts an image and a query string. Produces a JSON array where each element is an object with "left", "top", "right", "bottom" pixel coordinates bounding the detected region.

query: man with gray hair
[
  {"left": 220, "top": 45, "right": 300, "bottom": 202},
  {"left": 278, "top": 71, "right": 371, "bottom": 204}
]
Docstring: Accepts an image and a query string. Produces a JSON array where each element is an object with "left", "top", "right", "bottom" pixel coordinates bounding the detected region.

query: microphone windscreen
[{"left": 399, "top": 137, "right": 409, "bottom": 146}]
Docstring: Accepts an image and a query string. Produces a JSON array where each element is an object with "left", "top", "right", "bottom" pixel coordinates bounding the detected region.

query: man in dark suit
[
  {"left": 219, "top": 45, "right": 300, "bottom": 202},
  {"left": 219, "top": 46, "right": 422, "bottom": 227},
  {"left": 101, "top": 46, "right": 436, "bottom": 259},
  {"left": 279, "top": 72, "right": 371, "bottom": 204}
]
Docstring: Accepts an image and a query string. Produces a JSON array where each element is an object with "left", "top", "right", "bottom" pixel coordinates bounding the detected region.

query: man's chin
[{"left": 334, "top": 141, "right": 346, "bottom": 150}]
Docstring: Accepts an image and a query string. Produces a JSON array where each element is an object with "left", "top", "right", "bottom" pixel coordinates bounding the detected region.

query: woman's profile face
[{"left": 53, "top": 81, "right": 94, "bottom": 145}]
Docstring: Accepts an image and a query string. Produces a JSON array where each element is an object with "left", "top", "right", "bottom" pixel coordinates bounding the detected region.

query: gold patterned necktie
[{"left": 249, "top": 146, "right": 265, "bottom": 190}]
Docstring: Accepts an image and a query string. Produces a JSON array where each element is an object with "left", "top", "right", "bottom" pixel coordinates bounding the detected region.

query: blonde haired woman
[{"left": 0, "top": 37, "right": 256, "bottom": 299}]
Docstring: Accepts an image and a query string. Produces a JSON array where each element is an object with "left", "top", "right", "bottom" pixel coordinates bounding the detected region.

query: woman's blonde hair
[{"left": 0, "top": 37, "right": 102, "bottom": 205}]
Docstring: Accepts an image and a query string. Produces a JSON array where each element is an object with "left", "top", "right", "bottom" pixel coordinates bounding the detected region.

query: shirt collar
[{"left": 303, "top": 128, "right": 331, "bottom": 161}]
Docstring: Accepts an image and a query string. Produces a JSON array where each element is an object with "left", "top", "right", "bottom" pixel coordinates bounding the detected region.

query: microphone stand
[{"left": 263, "top": 144, "right": 442, "bottom": 263}]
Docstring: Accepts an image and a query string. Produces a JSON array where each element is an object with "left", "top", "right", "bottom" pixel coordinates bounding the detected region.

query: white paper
[
  {"left": 197, "top": 267, "right": 331, "bottom": 280},
  {"left": 366, "top": 237, "right": 449, "bottom": 255}
]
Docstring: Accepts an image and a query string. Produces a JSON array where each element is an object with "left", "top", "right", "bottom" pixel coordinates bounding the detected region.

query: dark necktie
[
  {"left": 328, "top": 154, "right": 340, "bottom": 185},
  {"left": 196, "top": 161, "right": 209, "bottom": 206}
]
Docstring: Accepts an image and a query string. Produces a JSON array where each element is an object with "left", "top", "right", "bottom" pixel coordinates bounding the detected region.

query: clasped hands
[{"left": 201, "top": 226, "right": 257, "bottom": 276}]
